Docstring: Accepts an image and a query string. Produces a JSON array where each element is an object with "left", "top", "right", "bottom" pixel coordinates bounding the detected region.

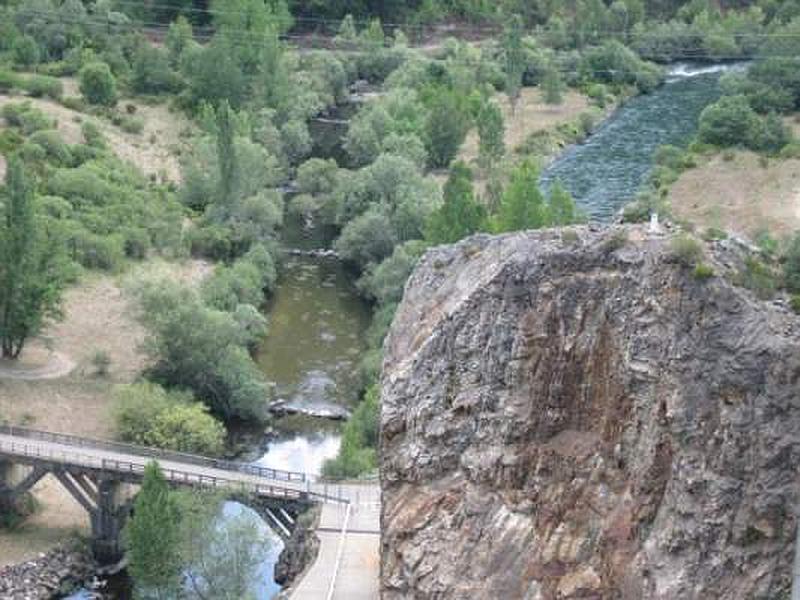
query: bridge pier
[
  {"left": 90, "top": 478, "right": 127, "bottom": 564},
  {"left": 0, "top": 459, "right": 47, "bottom": 514}
]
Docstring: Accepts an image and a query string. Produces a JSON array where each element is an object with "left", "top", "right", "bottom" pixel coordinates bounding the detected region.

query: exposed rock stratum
[{"left": 380, "top": 226, "right": 800, "bottom": 599}]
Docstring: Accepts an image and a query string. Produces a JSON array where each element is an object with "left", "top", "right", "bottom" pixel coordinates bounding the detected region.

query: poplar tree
[
  {"left": 477, "top": 99, "right": 505, "bottom": 171},
  {"left": 125, "top": 462, "right": 182, "bottom": 600},
  {"left": 503, "top": 15, "right": 525, "bottom": 115},
  {"left": 492, "top": 160, "right": 547, "bottom": 233},
  {"left": 541, "top": 64, "right": 565, "bottom": 105},
  {"left": 0, "top": 157, "right": 65, "bottom": 359},
  {"left": 215, "top": 100, "right": 237, "bottom": 211},
  {"left": 425, "top": 162, "right": 485, "bottom": 245}
]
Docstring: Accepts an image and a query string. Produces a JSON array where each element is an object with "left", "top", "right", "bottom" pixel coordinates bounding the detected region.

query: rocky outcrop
[
  {"left": 380, "top": 226, "right": 800, "bottom": 600},
  {"left": 0, "top": 544, "right": 98, "bottom": 599}
]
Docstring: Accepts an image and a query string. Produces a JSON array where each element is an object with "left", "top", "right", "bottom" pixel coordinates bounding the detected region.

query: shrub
[
  {"left": 0, "top": 70, "right": 20, "bottom": 93},
  {"left": 21, "top": 75, "right": 63, "bottom": 100},
  {"left": 1, "top": 102, "right": 55, "bottom": 135},
  {"left": 693, "top": 263, "right": 715, "bottom": 280},
  {"left": 118, "top": 115, "right": 144, "bottom": 134},
  {"left": 12, "top": 35, "right": 40, "bottom": 68},
  {"left": 79, "top": 62, "right": 117, "bottom": 106},
  {"left": 81, "top": 121, "right": 106, "bottom": 148},
  {"left": 91, "top": 350, "right": 111, "bottom": 376},
  {"left": 736, "top": 256, "right": 778, "bottom": 300},
  {"left": 131, "top": 45, "right": 183, "bottom": 95},
  {"left": 784, "top": 233, "right": 800, "bottom": 293},
  {"left": 61, "top": 96, "right": 86, "bottom": 112},
  {"left": 424, "top": 87, "right": 471, "bottom": 169},
  {"left": 322, "top": 384, "right": 380, "bottom": 479},
  {"left": 72, "top": 231, "right": 126, "bottom": 271},
  {"left": 27, "top": 130, "right": 73, "bottom": 166},
  {"left": 129, "top": 279, "right": 268, "bottom": 422},
  {"left": 669, "top": 233, "right": 703, "bottom": 267},
  {"left": 698, "top": 95, "right": 759, "bottom": 148},
  {"left": 791, "top": 294, "right": 800, "bottom": 314},
  {"left": 113, "top": 382, "right": 225, "bottom": 456}
]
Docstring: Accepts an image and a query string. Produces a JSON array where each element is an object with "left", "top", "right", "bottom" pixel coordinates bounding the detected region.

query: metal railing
[
  {"left": 0, "top": 437, "right": 346, "bottom": 504},
  {"left": 0, "top": 424, "right": 308, "bottom": 483}
]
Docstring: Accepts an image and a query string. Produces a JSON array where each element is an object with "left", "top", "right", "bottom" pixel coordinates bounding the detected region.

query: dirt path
[{"left": 0, "top": 351, "right": 75, "bottom": 381}]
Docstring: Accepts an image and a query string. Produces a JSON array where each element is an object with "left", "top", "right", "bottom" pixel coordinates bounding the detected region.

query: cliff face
[{"left": 380, "top": 226, "right": 800, "bottom": 600}]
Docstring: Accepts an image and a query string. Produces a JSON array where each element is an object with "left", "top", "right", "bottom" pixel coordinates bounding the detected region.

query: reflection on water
[
  {"left": 256, "top": 255, "right": 371, "bottom": 412},
  {"left": 541, "top": 65, "right": 741, "bottom": 220},
  {"left": 255, "top": 431, "right": 342, "bottom": 476}
]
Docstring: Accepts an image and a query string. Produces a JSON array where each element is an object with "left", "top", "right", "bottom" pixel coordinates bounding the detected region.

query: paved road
[{"left": 291, "top": 484, "right": 381, "bottom": 600}]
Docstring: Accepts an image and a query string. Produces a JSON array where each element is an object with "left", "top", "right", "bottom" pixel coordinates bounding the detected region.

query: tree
[
  {"left": 424, "top": 88, "right": 471, "bottom": 169},
  {"left": 425, "top": 162, "right": 486, "bottom": 245},
  {"left": 258, "top": 25, "right": 290, "bottom": 112},
  {"left": 12, "top": 35, "right": 40, "bottom": 68},
  {"left": 477, "top": 99, "right": 505, "bottom": 171},
  {"left": 125, "top": 462, "right": 182, "bottom": 600},
  {"left": 697, "top": 94, "right": 760, "bottom": 148},
  {"left": 492, "top": 159, "right": 547, "bottom": 233},
  {"left": 165, "top": 15, "right": 192, "bottom": 66},
  {"left": 548, "top": 180, "right": 579, "bottom": 225},
  {"left": 178, "top": 493, "right": 271, "bottom": 600},
  {"left": 541, "top": 63, "right": 565, "bottom": 105},
  {"left": 79, "top": 61, "right": 116, "bottom": 106},
  {"left": 215, "top": 101, "right": 237, "bottom": 211},
  {"left": 0, "top": 158, "right": 66, "bottom": 359},
  {"left": 503, "top": 15, "right": 525, "bottom": 114}
]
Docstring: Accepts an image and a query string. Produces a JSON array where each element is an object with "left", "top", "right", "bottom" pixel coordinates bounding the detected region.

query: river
[{"left": 540, "top": 63, "right": 741, "bottom": 220}]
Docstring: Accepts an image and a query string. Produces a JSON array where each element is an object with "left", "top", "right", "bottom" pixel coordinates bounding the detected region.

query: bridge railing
[
  {"left": 0, "top": 437, "right": 345, "bottom": 504},
  {"left": 0, "top": 424, "right": 309, "bottom": 483}
]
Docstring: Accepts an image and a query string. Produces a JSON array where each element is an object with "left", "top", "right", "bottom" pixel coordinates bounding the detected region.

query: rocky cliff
[{"left": 380, "top": 225, "right": 800, "bottom": 600}]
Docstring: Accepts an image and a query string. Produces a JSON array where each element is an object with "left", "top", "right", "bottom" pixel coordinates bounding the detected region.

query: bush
[
  {"left": 81, "top": 121, "right": 106, "bottom": 148},
  {"left": 79, "top": 62, "right": 117, "bottom": 106},
  {"left": 21, "top": 75, "right": 63, "bottom": 100},
  {"left": 113, "top": 382, "right": 225, "bottom": 456},
  {"left": 322, "top": 384, "right": 379, "bottom": 479},
  {"left": 201, "top": 244, "right": 276, "bottom": 312},
  {"left": 791, "top": 294, "right": 800, "bottom": 314},
  {"left": 91, "top": 350, "right": 111, "bottom": 376},
  {"left": 12, "top": 35, "right": 40, "bottom": 68},
  {"left": 669, "top": 233, "right": 703, "bottom": 267},
  {"left": 784, "top": 233, "right": 800, "bottom": 293},
  {"left": 132, "top": 44, "right": 183, "bottom": 95},
  {"left": 693, "top": 263, "right": 714, "bottom": 280},
  {"left": 117, "top": 115, "right": 144, "bottom": 134},
  {"left": 0, "top": 70, "right": 20, "bottom": 93},
  {"left": 698, "top": 95, "right": 759, "bottom": 148},
  {"left": 130, "top": 279, "right": 268, "bottom": 421},
  {"left": 27, "top": 130, "right": 73, "bottom": 166},
  {"left": 72, "top": 231, "right": 126, "bottom": 271},
  {"left": 736, "top": 257, "right": 778, "bottom": 300},
  {"left": 424, "top": 87, "right": 471, "bottom": 169},
  {"left": 1, "top": 102, "right": 55, "bottom": 135}
]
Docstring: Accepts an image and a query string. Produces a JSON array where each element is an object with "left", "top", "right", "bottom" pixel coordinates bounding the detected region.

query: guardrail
[
  {"left": 0, "top": 424, "right": 308, "bottom": 483},
  {"left": 0, "top": 437, "right": 346, "bottom": 504}
]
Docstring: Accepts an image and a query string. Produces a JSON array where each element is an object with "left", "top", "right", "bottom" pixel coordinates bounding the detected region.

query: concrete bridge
[{"left": 0, "top": 425, "right": 380, "bottom": 600}]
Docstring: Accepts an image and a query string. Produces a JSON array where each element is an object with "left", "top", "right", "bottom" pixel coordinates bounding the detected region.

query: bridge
[{"left": 0, "top": 425, "right": 380, "bottom": 598}]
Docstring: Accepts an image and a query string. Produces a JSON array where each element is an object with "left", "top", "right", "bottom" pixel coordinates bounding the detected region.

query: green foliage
[
  {"left": 81, "top": 121, "right": 106, "bottom": 148},
  {"left": 668, "top": 233, "right": 703, "bottom": 267},
  {"left": 79, "top": 62, "right": 117, "bottom": 106},
  {"left": 44, "top": 156, "right": 184, "bottom": 269},
  {"left": 201, "top": 244, "right": 277, "bottom": 312},
  {"left": 425, "top": 162, "right": 486, "bottom": 245},
  {"left": 27, "top": 130, "right": 72, "bottom": 166},
  {"left": 12, "top": 35, "right": 40, "bottom": 68},
  {"left": 176, "top": 491, "right": 271, "bottom": 599},
  {"left": 166, "top": 16, "right": 193, "bottom": 67},
  {"left": 503, "top": 16, "right": 525, "bottom": 113},
  {"left": 693, "top": 262, "right": 715, "bottom": 280},
  {"left": 357, "top": 240, "right": 428, "bottom": 307},
  {"left": 698, "top": 95, "right": 791, "bottom": 153},
  {"left": 784, "top": 232, "right": 800, "bottom": 293},
  {"left": 491, "top": 161, "right": 580, "bottom": 233},
  {"left": 790, "top": 294, "right": 800, "bottom": 314},
  {"left": 0, "top": 158, "right": 67, "bottom": 358},
  {"left": 132, "top": 44, "right": 183, "bottom": 95},
  {"left": 541, "top": 63, "right": 565, "bottom": 105},
  {"left": 322, "top": 384, "right": 379, "bottom": 479},
  {"left": 581, "top": 41, "right": 664, "bottom": 94},
  {"left": 2, "top": 102, "right": 55, "bottom": 135},
  {"left": 125, "top": 462, "right": 182, "bottom": 597},
  {"left": 130, "top": 278, "right": 268, "bottom": 421},
  {"left": 20, "top": 75, "right": 63, "bottom": 100},
  {"left": 91, "top": 349, "right": 111, "bottom": 376},
  {"left": 476, "top": 98, "right": 505, "bottom": 170},
  {"left": 113, "top": 382, "right": 226, "bottom": 456},
  {"left": 736, "top": 256, "right": 778, "bottom": 299},
  {"left": 181, "top": 40, "right": 246, "bottom": 109},
  {"left": 424, "top": 87, "right": 471, "bottom": 169}
]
